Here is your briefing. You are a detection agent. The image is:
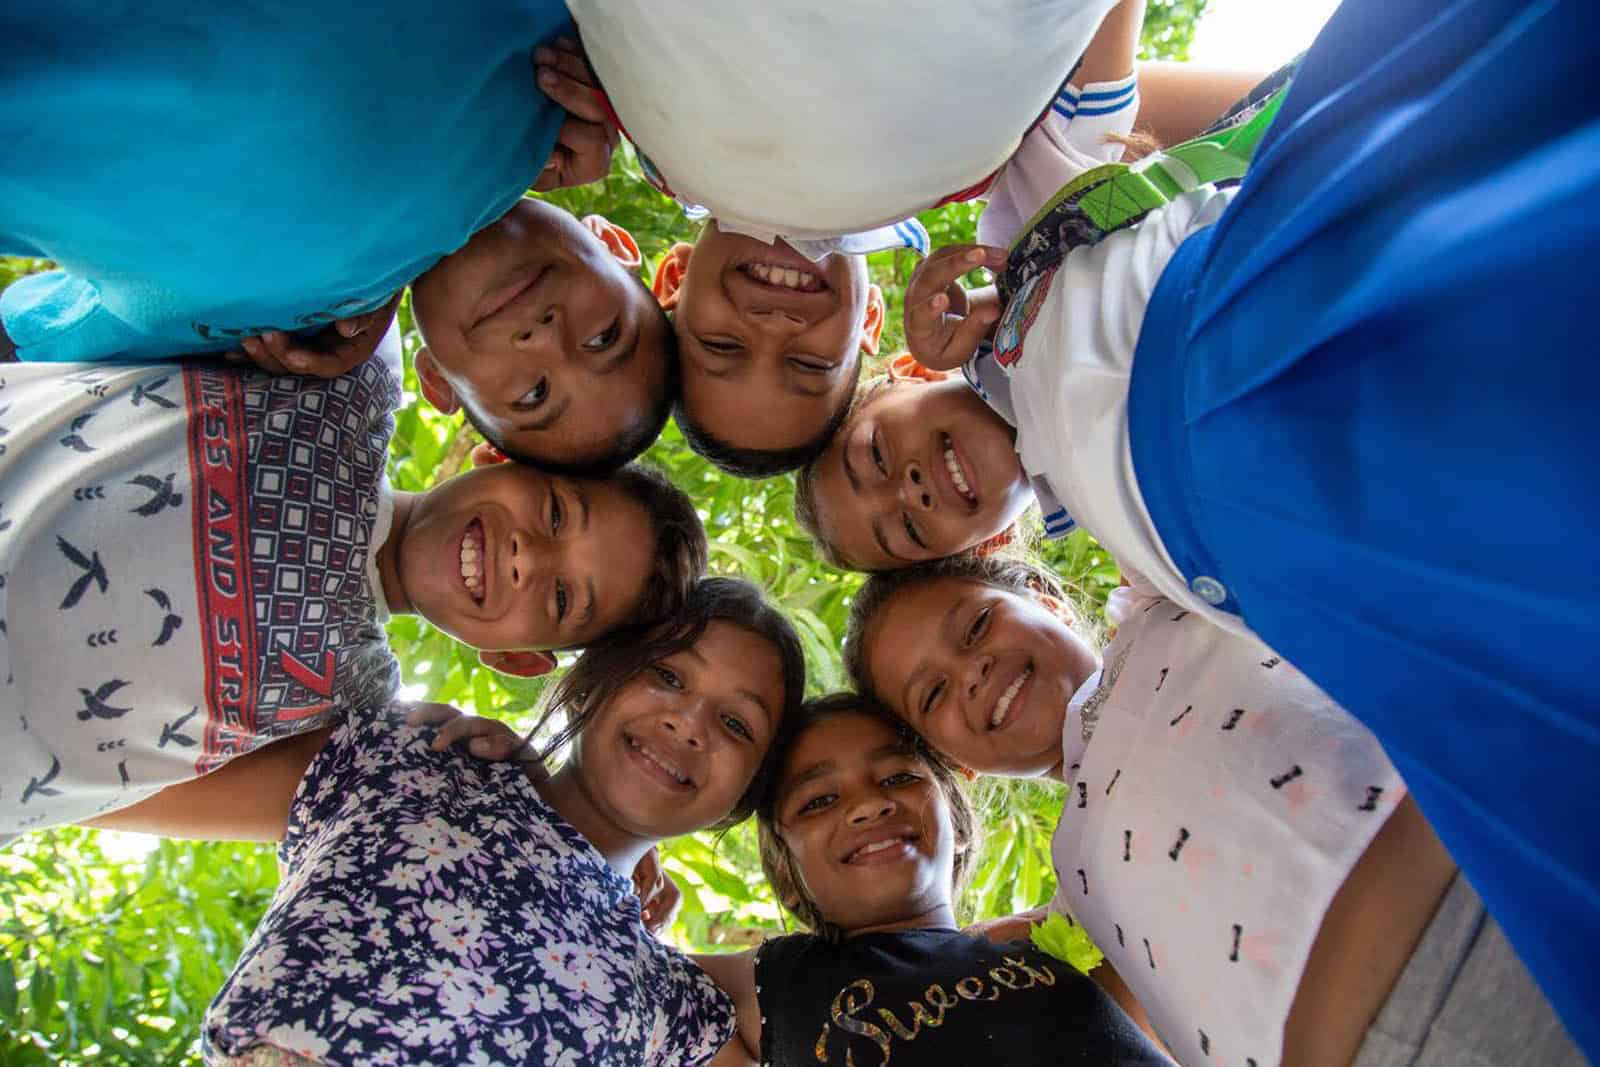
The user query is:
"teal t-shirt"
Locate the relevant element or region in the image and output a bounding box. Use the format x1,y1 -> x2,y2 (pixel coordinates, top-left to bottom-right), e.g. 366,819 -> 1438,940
0,1 -> 569,361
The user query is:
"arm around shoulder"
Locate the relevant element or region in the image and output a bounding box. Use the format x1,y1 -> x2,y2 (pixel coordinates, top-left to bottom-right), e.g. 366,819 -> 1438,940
692,948 -> 763,1062
82,726 -> 333,842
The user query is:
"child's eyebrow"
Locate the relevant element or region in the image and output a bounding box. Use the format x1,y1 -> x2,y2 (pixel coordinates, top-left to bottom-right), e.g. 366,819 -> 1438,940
580,578 -> 596,629
781,760 -> 837,800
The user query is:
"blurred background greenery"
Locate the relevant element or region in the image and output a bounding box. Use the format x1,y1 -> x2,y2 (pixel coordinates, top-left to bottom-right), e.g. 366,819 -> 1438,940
0,6 -> 1206,1062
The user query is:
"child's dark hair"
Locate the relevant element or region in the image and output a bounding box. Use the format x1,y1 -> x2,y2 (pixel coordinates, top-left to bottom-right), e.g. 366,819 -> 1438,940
673,376 -> 857,479
793,375 -> 895,568
602,460 -> 708,633
533,576 -> 806,828
843,553 -> 1076,702
464,302 -> 681,476
756,693 -> 982,942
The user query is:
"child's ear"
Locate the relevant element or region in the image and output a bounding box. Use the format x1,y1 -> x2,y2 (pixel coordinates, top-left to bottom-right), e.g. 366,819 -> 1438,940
886,352 -> 949,383
581,215 -> 643,272
859,284 -> 886,357
470,441 -> 509,468
414,346 -> 460,415
1023,574 -> 1070,620
479,649 -> 559,678
651,242 -> 694,311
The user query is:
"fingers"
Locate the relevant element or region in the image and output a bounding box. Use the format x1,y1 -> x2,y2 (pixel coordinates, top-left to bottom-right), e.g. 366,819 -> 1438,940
531,115 -> 615,191
427,714 -> 531,761
235,333 -> 292,375
406,703 -> 463,728
535,54 -> 608,125
914,244 -> 1007,299
335,290 -> 402,340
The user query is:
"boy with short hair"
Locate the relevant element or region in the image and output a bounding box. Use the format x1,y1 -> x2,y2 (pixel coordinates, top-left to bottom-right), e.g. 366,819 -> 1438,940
0,329 -> 706,841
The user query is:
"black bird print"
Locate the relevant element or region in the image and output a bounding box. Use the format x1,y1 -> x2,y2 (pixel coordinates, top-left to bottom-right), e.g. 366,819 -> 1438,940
1144,937 -> 1157,969
76,679 -> 132,721
21,756 -> 62,803
1169,704 -> 1194,727
131,377 -> 177,409
0,404 -> 10,446
57,535 -> 109,608
1155,667 -> 1169,691
117,759 -> 131,786
1077,868 -> 1089,895
1123,829 -> 1132,861
159,707 -> 200,749
1105,768 -> 1122,795
1168,827 -> 1191,861
1115,924 -> 1125,947
145,587 -> 183,646
1229,923 -> 1243,962
1222,708 -> 1246,730
128,473 -> 183,516
1077,781 -> 1087,808
59,411 -> 97,452
1358,786 -> 1385,812
1170,610 -> 1190,622
1260,656 -> 1280,670
1199,1030 -> 1211,1056
0,502 -> 9,533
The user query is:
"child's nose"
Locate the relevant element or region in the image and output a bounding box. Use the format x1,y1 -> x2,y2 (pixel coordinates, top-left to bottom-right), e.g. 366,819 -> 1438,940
899,460 -> 934,511
511,309 -> 561,355
965,654 -> 994,700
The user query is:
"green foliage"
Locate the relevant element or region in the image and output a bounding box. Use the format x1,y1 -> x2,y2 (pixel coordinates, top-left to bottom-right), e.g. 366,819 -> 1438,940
1,7 -> 1208,1057
1031,912 -> 1106,976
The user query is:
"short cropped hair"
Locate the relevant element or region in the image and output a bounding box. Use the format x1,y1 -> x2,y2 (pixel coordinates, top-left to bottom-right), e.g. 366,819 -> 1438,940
531,577 -> 806,830
674,371 -> 856,479
756,693 -> 982,942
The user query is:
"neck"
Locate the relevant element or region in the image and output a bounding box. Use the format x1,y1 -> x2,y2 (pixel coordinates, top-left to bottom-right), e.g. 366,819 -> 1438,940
843,901 -> 959,939
1043,642 -> 1102,784
533,764 -> 656,877
375,491 -> 418,615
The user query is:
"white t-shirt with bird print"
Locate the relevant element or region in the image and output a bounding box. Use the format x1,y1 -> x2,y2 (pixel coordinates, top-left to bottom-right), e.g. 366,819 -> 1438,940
0,332 -> 402,842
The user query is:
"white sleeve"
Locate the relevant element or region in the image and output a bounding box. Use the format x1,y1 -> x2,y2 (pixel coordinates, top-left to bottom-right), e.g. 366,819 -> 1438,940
978,73 -> 1140,249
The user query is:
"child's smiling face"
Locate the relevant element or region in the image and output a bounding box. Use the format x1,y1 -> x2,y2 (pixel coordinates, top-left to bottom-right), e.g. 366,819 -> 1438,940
774,712 -> 957,936
671,224 -> 882,458
570,621 -> 788,839
411,199 -> 672,471
807,378 -> 1032,570
392,462 -> 654,651
862,577 -> 1098,777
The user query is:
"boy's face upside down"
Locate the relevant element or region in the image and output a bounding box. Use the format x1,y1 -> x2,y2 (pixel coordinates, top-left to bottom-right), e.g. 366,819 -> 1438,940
670,224 -> 883,457
389,461 -> 655,652
411,198 -> 672,471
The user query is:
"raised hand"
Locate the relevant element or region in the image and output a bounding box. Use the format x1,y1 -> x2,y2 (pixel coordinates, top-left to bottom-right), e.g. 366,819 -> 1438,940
532,37 -> 620,192
405,703 -> 536,763
903,244 -> 1007,371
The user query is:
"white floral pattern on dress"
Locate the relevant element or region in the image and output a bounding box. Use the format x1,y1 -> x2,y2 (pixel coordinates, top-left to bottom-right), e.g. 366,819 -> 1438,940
203,708 -> 734,1066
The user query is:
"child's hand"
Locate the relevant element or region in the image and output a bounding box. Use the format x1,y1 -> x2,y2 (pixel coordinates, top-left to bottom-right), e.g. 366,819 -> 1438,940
632,846 -> 684,937
226,291 -> 402,377
405,703 -> 536,763
532,37 -> 620,192
904,245 -> 1008,372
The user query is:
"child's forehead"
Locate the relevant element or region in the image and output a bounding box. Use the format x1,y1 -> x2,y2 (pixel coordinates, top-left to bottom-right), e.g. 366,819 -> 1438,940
781,714 -> 917,781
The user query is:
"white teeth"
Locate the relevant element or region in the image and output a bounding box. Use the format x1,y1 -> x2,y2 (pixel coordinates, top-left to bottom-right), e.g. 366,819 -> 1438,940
990,666 -> 1032,728
460,525 -> 485,598
746,263 -> 819,291
944,441 -> 975,503
630,737 -> 690,786
849,836 -> 912,862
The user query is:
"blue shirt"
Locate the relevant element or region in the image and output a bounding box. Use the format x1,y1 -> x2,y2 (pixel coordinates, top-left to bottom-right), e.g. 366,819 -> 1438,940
0,1 -> 569,361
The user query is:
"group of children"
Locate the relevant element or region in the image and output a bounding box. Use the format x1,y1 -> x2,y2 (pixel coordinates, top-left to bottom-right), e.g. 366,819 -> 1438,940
4,0 -> 1595,1063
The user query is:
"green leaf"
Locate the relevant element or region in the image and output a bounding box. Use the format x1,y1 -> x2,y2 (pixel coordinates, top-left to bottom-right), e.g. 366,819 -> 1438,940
1029,913 -> 1105,976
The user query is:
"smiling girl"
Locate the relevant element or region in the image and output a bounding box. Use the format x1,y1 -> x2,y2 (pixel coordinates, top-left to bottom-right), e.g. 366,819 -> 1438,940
85,577 -> 805,1066
845,554 -> 1580,1066
693,694 -> 1167,1067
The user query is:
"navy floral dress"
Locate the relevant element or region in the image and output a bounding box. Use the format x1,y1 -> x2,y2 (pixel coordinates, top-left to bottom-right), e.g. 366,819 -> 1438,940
203,709 -> 735,1066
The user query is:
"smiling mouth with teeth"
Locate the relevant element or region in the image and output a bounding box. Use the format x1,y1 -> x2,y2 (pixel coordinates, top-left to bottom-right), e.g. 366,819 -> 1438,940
628,735 -> 693,788
942,433 -> 978,508
741,262 -> 826,293
990,665 -> 1033,729
459,518 -> 486,605
844,834 -> 919,864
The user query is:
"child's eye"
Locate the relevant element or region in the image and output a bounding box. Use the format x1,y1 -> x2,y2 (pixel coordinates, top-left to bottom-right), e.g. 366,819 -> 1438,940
581,320 -> 621,351
516,378 -> 549,409
720,713 -> 753,741
869,431 -> 888,476
882,771 -> 922,788
554,578 -> 569,622
797,793 -> 835,814
549,491 -> 563,536
650,664 -> 683,689
699,336 -> 743,355
787,357 -> 830,375
964,606 -> 992,647
921,678 -> 946,717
